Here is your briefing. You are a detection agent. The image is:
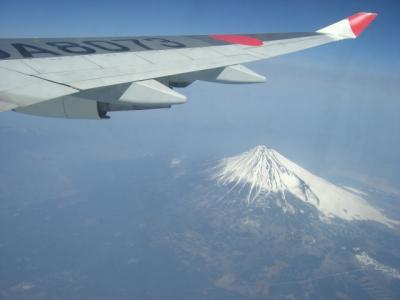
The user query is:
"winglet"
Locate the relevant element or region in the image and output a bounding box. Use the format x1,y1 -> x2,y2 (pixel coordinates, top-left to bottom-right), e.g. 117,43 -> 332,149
317,12 -> 378,39
348,12 -> 378,37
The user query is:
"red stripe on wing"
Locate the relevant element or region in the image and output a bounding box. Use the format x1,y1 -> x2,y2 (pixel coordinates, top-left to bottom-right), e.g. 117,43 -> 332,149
209,35 -> 263,46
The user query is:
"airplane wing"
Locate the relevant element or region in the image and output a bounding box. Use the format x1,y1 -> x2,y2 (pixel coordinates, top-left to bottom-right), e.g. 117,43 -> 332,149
0,12 -> 377,119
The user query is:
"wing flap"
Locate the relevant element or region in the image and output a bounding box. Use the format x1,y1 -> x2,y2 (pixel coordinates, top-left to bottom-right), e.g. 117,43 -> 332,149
0,68 -> 78,111
23,55 -> 101,74
33,50 -> 256,90
30,34 -> 328,90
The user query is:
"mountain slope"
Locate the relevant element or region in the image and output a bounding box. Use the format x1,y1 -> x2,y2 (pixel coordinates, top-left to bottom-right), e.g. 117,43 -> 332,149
213,145 -> 397,227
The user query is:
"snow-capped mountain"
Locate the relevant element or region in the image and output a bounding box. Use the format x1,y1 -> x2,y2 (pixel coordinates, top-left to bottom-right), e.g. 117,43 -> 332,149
214,145 -> 397,227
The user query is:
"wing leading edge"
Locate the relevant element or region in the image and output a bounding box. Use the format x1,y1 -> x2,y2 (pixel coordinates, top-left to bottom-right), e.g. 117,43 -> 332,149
0,12 -> 377,119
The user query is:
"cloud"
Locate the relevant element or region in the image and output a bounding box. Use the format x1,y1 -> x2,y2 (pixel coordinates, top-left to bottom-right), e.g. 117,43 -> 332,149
170,158 -> 181,168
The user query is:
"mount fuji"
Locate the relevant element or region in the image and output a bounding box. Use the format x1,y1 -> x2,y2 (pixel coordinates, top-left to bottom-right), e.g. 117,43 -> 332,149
164,146 -> 400,299
213,145 -> 397,227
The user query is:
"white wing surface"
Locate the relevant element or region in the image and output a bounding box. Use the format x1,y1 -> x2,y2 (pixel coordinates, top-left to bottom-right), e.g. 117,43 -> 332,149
0,12 -> 377,119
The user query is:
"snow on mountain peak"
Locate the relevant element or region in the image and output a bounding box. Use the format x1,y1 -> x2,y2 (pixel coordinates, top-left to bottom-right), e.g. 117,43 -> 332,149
214,145 -> 397,227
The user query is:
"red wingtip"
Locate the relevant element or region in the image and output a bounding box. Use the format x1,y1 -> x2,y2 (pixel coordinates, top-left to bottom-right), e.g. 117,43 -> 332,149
348,12 -> 378,37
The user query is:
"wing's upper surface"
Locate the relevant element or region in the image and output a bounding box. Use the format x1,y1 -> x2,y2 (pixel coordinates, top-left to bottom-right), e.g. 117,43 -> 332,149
0,12 -> 377,117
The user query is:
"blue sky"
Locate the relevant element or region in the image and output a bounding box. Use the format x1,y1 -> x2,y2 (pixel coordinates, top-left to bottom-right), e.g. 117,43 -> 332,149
0,0 -> 399,192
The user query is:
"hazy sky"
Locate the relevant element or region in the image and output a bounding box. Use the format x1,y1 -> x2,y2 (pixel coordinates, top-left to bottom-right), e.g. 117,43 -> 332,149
0,0 -> 399,191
